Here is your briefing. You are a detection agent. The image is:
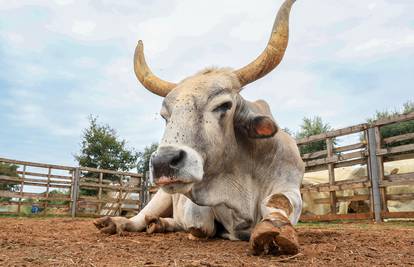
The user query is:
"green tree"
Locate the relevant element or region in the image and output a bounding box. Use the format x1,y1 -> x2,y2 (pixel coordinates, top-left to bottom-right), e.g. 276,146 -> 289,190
367,101 -> 414,148
296,116 -> 334,155
0,163 -> 19,201
75,116 -> 138,195
137,143 -> 158,175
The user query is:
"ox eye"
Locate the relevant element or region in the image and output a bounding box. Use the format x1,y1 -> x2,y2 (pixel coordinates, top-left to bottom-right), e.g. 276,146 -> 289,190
213,101 -> 232,113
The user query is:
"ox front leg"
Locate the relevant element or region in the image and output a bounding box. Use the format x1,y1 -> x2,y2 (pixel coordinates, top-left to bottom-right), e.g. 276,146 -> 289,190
250,191 -> 301,255
94,189 -> 173,235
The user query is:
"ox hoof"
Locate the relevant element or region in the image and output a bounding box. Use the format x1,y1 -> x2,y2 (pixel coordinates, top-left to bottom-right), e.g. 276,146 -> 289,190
93,216 -> 129,235
94,216 -> 117,235
145,215 -> 165,234
188,227 -> 208,240
249,220 -> 299,255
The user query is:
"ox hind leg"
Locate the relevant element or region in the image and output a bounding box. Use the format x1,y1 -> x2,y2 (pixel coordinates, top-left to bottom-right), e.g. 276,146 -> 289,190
250,189 -> 302,255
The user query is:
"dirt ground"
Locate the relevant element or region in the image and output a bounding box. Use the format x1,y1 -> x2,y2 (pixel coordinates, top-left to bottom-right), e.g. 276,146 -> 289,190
0,217 -> 413,266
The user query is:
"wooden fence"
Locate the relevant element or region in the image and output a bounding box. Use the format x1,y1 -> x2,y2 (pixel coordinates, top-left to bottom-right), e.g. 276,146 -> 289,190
0,112 -> 413,221
298,112 -> 414,222
0,158 -> 143,217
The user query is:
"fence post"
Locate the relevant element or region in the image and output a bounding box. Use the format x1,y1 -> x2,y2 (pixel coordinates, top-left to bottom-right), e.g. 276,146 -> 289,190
71,168 -> 80,218
326,138 -> 337,214
139,172 -> 147,210
367,127 -> 383,223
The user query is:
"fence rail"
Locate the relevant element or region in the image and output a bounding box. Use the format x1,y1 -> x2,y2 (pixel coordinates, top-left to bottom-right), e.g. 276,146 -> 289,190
0,158 -> 143,217
298,112 -> 414,222
0,112 -> 413,221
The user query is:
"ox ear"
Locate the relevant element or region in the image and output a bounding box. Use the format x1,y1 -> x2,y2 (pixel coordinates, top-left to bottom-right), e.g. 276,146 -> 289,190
246,115 -> 278,138
235,100 -> 278,139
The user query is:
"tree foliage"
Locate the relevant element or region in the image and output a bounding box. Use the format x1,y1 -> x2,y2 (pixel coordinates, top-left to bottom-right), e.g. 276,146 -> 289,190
367,101 -> 414,148
0,163 -> 19,201
75,117 -> 138,173
296,116 -> 334,155
75,117 -> 138,195
137,143 -> 158,175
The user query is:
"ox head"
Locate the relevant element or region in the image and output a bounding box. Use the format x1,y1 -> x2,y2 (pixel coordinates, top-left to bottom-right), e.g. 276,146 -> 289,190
135,0 -> 295,194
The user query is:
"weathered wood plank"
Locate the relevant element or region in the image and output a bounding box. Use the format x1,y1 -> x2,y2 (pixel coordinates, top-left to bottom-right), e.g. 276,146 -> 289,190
378,144 -> 414,157
301,147 -> 366,162
326,138 -> 336,214
74,212 -> 102,218
367,127 -> 383,222
18,182 -> 71,190
377,143 -> 414,156
0,175 -> 72,187
16,170 -> 72,180
2,202 -> 69,209
296,123 -> 368,145
78,197 -> 140,205
383,152 -> 414,162
374,127 -> 388,214
373,112 -> 414,127
0,190 -> 71,201
79,166 -> 142,178
98,172 -> 103,214
313,194 -> 370,204
79,182 -> 141,192
305,156 -> 339,167
381,211 -> 414,219
338,151 -> 366,161
386,193 -> 414,201
296,112 -> 413,146
93,206 -> 139,212
301,177 -> 369,189
301,180 -> 371,193
301,150 -> 327,160
17,165 -> 26,214
383,132 -> 414,145
0,157 -> 74,171
380,177 -> 414,187
335,142 -> 366,153
305,157 -> 367,172
0,158 -> 144,178
300,212 -> 373,222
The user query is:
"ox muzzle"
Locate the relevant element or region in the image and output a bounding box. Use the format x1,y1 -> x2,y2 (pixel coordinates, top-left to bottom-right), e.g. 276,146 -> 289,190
150,145 -> 204,194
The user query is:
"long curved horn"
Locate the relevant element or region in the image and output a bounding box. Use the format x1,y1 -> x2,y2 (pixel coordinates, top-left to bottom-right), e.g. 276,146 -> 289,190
134,40 -> 176,97
234,0 -> 295,87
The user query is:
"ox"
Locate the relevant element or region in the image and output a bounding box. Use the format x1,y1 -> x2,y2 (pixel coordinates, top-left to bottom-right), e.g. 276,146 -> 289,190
94,0 -> 304,255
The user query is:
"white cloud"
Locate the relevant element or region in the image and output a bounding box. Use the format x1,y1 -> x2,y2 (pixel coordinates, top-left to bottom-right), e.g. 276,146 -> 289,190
71,20 -> 96,35
1,0 -> 413,164
347,32 -> 414,57
54,0 -> 73,6
1,32 -> 25,45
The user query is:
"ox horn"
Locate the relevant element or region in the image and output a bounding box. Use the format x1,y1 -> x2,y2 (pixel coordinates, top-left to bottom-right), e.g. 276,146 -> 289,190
234,0 -> 295,87
134,40 -> 176,97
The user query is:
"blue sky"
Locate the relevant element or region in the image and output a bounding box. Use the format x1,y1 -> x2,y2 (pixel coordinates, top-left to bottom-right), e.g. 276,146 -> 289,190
0,0 -> 413,167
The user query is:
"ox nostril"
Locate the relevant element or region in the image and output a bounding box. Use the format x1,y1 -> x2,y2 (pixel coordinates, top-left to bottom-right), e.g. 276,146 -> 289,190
151,147 -> 186,178
170,150 -> 185,168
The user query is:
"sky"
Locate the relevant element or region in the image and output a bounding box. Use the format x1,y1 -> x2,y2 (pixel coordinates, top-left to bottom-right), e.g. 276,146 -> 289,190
0,0 -> 413,167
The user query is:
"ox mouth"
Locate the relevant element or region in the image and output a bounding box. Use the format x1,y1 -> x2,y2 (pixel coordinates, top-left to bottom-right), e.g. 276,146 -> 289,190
155,176 -> 192,186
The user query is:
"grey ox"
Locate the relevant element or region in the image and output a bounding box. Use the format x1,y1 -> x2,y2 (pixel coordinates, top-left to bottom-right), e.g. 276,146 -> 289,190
94,0 -> 304,255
